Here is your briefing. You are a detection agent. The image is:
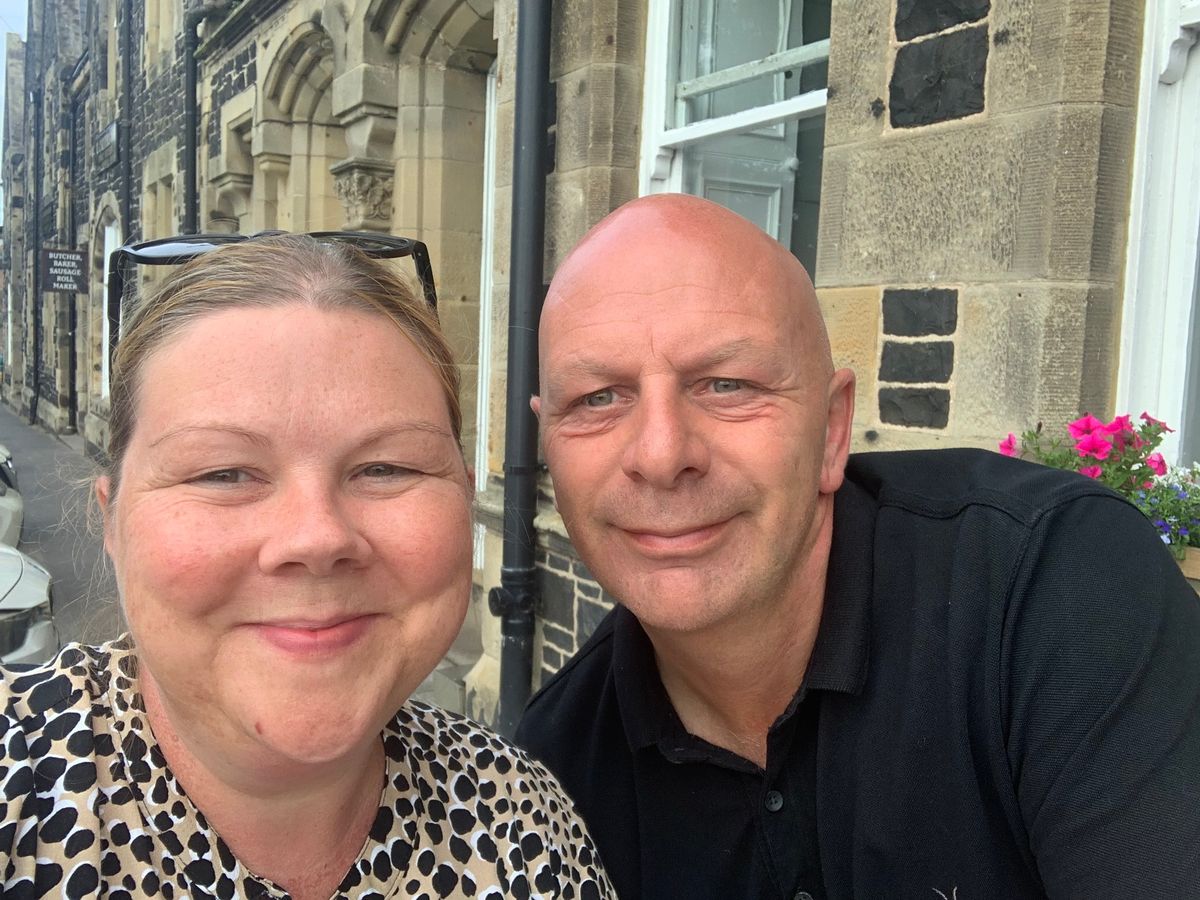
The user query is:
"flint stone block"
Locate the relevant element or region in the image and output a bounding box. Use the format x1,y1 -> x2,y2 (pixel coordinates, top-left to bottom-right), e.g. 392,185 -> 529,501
538,567 -> 575,631
542,646 -> 563,672
896,0 -> 990,40
879,387 -> 951,428
543,621 -> 575,656
883,288 -> 958,335
880,341 -> 955,383
890,25 -> 988,127
577,599 -> 611,644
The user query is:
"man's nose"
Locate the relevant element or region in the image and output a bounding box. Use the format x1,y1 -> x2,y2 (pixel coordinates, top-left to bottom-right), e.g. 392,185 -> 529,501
620,390 -> 711,488
257,479 -> 371,576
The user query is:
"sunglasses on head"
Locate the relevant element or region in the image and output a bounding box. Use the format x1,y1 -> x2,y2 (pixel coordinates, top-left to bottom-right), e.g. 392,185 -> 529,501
106,229 -> 438,316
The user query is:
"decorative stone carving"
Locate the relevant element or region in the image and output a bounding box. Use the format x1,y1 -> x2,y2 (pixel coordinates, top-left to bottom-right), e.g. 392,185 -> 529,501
331,159 -> 394,231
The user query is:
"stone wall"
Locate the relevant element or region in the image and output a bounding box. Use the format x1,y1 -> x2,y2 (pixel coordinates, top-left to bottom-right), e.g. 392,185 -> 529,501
818,0 -> 1141,450
471,0 -> 1148,706
1,0 -> 1153,726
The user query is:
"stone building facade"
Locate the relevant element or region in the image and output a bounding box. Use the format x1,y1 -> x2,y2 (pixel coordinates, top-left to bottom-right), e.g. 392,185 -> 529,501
2,0 -> 1198,724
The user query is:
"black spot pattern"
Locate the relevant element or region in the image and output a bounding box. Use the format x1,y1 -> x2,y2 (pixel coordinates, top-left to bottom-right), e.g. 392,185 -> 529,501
0,641 -> 615,897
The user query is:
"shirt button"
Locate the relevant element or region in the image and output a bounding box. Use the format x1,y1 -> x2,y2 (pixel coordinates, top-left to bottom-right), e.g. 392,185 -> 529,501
764,790 -> 784,813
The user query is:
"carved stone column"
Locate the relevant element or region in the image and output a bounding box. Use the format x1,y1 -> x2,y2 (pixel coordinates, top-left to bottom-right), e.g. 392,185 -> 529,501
331,158 -> 395,232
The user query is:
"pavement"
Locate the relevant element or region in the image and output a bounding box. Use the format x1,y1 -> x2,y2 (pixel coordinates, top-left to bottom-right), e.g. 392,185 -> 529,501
0,403 -> 122,645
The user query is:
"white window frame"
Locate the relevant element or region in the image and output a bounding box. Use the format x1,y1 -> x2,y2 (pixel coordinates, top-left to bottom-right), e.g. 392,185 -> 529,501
1117,0 -> 1200,464
100,220 -> 121,399
474,64 -> 499,569
6,283 -> 12,372
639,0 -> 830,194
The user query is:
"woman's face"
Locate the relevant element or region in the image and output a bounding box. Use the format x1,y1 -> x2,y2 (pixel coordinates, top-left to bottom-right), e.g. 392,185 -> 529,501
99,304 -> 472,769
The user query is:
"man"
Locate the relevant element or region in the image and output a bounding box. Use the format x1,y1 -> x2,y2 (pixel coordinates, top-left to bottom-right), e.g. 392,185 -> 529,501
516,194 -> 1200,899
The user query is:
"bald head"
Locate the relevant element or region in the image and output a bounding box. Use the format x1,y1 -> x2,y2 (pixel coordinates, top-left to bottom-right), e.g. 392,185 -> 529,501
531,194 -> 858,641
541,194 -> 833,383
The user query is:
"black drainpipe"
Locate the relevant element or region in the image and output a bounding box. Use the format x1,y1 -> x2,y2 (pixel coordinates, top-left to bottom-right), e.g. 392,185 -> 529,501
182,1 -> 231,234
109,0 -> 134,375
28,82 -> 43,426
119,0 -> 132,237
488,0 -> 552,737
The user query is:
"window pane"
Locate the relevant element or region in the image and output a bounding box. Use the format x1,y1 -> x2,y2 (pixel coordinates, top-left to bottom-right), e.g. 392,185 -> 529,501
676,0 -> 830,126
680,113 -> 825,275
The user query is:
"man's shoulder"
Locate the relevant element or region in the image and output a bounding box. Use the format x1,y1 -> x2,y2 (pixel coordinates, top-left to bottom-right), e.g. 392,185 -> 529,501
517,607 -> 621,749
846,447 -> 1119,526
523,606 -> 620,711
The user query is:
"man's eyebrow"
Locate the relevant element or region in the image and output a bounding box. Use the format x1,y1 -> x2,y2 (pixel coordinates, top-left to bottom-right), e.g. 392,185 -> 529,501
544,338 -> 772,394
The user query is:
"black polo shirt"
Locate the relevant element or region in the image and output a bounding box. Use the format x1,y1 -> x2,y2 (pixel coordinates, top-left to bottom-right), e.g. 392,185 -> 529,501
516,449 -> 1200,899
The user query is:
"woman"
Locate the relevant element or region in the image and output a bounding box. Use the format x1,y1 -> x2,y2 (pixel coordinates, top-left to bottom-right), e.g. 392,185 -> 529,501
0,235 -> 614,900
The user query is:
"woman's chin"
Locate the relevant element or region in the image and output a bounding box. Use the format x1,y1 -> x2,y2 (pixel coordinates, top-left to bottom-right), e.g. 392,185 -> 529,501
235,691 -> 399,768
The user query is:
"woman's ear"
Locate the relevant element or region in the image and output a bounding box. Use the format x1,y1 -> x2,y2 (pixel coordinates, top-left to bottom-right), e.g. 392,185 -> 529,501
95,476 -> 114,555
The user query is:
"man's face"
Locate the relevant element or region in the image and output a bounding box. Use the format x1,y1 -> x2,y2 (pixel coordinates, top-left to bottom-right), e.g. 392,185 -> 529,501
536,216 -> 853,636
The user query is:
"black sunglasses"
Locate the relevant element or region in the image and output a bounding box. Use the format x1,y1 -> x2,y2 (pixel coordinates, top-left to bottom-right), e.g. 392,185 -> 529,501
105,230 -> 438,317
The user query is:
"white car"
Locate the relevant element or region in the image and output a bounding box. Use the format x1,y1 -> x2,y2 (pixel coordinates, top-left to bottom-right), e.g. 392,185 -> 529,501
0,443 -> 15,491
0,544 -> 57,664
0,457 -> 22,547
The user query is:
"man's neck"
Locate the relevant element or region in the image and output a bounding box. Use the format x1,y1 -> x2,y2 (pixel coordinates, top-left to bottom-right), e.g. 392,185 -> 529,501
645,513 -> 833,769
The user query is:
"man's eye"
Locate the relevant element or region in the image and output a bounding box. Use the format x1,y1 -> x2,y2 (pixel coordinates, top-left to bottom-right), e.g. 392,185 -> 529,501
711,378 -> 745,394
584,389 -> 616,408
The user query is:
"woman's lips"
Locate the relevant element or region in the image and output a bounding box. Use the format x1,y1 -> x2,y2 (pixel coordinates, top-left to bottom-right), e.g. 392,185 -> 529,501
248,614 -> 378,655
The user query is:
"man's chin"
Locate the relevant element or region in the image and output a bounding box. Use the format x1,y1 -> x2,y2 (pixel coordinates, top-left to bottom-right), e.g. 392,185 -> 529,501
613,573 -> 741,635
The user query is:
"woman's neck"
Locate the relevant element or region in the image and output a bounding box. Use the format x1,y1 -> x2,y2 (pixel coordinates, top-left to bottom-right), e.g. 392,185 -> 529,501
140,674 -> 386,900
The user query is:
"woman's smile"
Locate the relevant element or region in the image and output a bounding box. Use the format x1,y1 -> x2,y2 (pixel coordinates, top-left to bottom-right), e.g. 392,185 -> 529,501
245,613 -> 381,656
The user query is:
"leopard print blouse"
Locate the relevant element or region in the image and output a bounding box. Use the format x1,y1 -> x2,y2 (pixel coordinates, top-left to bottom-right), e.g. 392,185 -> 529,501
0,641 -> 615,899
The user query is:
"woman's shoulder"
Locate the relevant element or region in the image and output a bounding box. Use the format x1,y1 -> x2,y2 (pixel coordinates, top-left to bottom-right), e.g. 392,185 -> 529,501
0,640 -> 130,745
385,701 -> 616,897
389,699 -> 569,792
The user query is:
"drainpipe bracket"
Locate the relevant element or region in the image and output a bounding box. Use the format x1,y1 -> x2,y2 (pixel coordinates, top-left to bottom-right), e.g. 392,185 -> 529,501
488,582 -> 536,617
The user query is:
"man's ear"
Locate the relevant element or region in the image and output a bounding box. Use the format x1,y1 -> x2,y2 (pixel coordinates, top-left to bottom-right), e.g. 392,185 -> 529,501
819,368 -> 856,495
530,394 -> 542,417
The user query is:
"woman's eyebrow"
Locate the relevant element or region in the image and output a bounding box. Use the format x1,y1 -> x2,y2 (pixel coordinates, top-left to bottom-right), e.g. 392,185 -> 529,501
356,422 -> 456,444
149,425 -> 271,449
148,421 -> 454,451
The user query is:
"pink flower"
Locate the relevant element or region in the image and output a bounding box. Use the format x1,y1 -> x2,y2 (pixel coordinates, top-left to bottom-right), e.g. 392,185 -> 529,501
1103,414 -> 1134,436
1068,414 -> 1107,440
1079,465 -> 1103,479
1139,412 -> 1175,432
1143,481 -> 1154,489
1146,452 -> 1167,476
1074,429 -> 1113,460
998,433 -> 1018,457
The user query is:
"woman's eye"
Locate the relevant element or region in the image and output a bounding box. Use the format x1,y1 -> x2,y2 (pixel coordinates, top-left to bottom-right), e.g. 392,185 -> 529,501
360,463 -> 413,479
711,378 -> 745,394
193,469 -> 250,485
584,389 -> 616,408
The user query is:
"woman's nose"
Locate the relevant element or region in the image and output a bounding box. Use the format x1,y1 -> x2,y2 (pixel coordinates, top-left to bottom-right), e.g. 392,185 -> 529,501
257,480 -> 371,576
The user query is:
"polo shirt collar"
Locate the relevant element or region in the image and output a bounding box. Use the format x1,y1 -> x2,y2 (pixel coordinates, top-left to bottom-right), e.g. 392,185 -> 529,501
612,476 -> 877,753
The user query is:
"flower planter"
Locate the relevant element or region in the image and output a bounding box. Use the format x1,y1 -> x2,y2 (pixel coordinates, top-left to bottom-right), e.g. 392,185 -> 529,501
1180,547 -> 1200,590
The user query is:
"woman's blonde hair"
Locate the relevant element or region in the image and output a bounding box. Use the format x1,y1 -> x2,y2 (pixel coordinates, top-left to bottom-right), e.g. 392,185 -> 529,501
105,234 -> 461,490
